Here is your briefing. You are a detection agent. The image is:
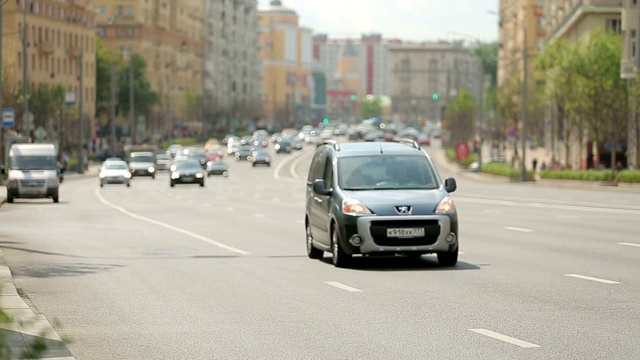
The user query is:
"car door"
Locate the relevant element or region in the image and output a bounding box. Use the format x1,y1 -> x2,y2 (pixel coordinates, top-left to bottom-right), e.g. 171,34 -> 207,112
314,154 -> 335,247
307,150 -> 329,244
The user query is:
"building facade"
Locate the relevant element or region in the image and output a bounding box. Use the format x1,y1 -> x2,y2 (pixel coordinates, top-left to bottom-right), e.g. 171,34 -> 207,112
620,0 -> 639,168
94,0 -> 205,137
259,0 -> 313,128
497,0 -> 545,88
203,0 -> 261,132
3,0 -> 97,143
389,42 -> 484,123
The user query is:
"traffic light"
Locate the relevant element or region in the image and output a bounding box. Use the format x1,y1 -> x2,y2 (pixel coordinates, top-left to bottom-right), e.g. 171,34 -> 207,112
323,118 -> 329,124
432,93 -> 439,100
350,94 -> 357,102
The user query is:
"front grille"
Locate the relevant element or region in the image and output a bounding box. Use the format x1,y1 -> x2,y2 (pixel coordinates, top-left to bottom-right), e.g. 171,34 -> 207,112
369,219 -> 440,247
20,179 -> 46,188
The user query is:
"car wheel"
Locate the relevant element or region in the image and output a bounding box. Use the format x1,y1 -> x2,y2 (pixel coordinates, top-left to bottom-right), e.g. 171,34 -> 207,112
126,182 -> 130,187
306,222 -> 323,259
252,163 -> 255,167
52,192 -> 59,203
7,194 -> 14,203
170,181 -> 175,188
331,225 -> 351,268
152,174 -> 155,179
200,181 -> 204,187
100,182 -> 104,188
437,247 -> 458,267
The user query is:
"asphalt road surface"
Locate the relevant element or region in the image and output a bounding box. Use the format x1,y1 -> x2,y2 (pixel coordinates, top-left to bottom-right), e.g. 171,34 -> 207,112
0,142 -> 639,359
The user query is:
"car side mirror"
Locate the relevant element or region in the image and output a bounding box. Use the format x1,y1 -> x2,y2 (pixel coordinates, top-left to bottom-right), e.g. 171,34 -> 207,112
312,179 -> 332,196
444,178 -> 457,193
0,166 -> 4,175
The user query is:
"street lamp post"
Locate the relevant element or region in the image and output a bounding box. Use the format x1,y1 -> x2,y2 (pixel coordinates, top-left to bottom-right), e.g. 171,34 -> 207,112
22,1 -> 29,141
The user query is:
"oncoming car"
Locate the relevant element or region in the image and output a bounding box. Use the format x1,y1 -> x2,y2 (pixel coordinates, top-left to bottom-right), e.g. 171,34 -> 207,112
99,161 -> 131,187
304,139 -> 458,268
170,160 -> 205,187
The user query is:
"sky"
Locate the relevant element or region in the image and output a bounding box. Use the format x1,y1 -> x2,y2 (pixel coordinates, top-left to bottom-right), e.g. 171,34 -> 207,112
257,0 -> 499,43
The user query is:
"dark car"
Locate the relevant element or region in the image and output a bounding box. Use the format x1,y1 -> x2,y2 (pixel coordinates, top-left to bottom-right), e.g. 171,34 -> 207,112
251,149 -> 271,167
170,160 -> 205,187
274,139 -> 292,154
206,160 -> 229,177
304,139 -> 459,268
235,145 -> 254,161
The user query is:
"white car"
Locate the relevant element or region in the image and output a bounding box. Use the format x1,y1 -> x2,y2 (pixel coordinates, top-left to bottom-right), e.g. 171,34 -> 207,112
99,161 -> 131,187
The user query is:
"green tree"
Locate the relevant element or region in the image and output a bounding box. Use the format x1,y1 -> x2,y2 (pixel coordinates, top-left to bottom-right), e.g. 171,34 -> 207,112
117,53 -> 159,120
95,39 -> 119,116
359,96 -> 383,119
30,83 -> 65,130
472,42 -> 499,88
445,87 -> 476,145
182,89 -> 203,122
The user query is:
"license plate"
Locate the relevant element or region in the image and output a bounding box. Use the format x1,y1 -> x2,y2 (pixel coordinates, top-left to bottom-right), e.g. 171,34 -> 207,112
387,228 -> 425,238
183,176 -> 194,181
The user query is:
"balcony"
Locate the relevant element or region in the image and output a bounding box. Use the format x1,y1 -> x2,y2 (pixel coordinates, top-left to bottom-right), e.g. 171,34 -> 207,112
38,41 -> 54,55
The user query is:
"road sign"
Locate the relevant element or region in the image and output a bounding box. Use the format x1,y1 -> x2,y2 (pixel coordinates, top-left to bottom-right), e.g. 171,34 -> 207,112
2,108 -> 15,127
65,91 -> 76,105
34,126 -> 48,140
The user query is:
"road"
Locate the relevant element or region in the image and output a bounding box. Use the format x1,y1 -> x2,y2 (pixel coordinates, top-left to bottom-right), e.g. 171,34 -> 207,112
0,142 -> 639,359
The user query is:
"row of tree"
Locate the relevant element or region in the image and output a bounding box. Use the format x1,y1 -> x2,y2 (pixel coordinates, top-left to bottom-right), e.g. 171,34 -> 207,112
443,29 -> 636,170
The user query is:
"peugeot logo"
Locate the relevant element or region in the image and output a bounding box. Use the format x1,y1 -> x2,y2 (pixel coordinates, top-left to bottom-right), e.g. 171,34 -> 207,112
395,206 -> 412,214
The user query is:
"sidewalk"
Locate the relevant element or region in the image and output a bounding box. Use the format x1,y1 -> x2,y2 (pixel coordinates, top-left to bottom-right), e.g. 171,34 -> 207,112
0,249 -> 74,359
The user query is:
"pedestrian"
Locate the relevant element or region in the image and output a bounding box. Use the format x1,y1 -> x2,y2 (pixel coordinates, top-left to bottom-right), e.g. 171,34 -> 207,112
532,158 -> 538,171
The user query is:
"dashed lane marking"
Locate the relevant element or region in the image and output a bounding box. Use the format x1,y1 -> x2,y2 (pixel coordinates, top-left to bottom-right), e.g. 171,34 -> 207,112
469,329 -> 540,348
325,281 -> 362,293
564,274 -> 621,285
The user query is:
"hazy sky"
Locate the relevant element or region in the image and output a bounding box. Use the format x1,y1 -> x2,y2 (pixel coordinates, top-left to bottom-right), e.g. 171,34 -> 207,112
257,0 -> 499,43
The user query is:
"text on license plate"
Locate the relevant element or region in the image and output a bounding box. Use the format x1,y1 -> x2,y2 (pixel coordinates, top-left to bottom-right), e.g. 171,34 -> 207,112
387,228 -> 425,238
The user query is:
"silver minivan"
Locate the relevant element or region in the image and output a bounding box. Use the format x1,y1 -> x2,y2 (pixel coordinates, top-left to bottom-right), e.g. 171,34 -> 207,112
3,143 -> 60,203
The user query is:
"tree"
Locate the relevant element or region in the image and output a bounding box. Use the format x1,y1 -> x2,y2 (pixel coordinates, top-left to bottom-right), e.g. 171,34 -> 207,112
359,96 -> 383,119
29,83 -> 65,131
117,54 -> 159,120
472,42 -> 499,88
445,87 -> 476,145
182,89 -> 203,123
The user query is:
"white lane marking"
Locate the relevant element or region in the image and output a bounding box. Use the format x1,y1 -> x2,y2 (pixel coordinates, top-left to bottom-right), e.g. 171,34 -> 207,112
95,189 -> 250,255
273,149 -> 308,181
564,274 -> 621,284
295,220 -> 305,225
325,282 -> 362,293
504,226 -> 533,233
469,329 -> 540,348
456,196 -> 640,214
290,150 -> 312,179
618,242 -> 640,248
254,213 -> 265,218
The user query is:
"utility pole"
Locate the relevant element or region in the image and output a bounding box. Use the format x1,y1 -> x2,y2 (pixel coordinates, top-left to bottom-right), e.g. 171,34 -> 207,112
128,50 -> 135,145
110,60 -> 116,156
521,29 -> 528,182
78,49 -> 85,174
0,0 -> 4,166
22,0 -> 29,142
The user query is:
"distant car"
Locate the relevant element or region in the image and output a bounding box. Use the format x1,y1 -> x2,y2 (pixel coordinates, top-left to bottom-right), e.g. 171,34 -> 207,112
155,154 -> 172,171
251,149 -> 271,167
166,144 -> 183,158
235,145 -> 254,161
274,139 -> 292,154
469,158 -> 506,172
99,161 -> 131,187
206,160 -> 229,177
170,160 -> 205,187
129,152 -> 156,179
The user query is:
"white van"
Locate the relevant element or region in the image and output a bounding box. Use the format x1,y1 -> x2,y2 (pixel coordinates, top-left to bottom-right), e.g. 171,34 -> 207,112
4,143 -> 60,203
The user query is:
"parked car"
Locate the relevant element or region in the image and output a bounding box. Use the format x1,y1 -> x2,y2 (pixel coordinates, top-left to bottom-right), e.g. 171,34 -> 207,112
304,139 -> 458,268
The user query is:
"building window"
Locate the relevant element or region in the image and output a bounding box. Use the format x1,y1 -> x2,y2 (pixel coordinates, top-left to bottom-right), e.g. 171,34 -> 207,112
99,6 -> 106,15
117,6 -> 124,16
632,30 -> 637,59
97,28 -> 105,38
127,6 -> 134,16
127,28 -> 133,37
605,19 -> 621,33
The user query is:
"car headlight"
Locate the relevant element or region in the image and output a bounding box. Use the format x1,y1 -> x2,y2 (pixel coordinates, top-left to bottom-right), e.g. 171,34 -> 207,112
196,173 -> 204,178
265,157 -> 271,162
274,144 -> 280,150
148,166 -> 155,173
99,172 -> 106,179
124,173 -> 131,179
171,172 -> 180,179
435,196 -> 456,214
342,198 -> 371,215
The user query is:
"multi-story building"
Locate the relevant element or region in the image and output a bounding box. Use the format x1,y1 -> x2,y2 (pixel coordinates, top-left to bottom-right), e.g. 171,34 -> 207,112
497,0 -> 545,88
2,0 -> 97,141
94,0 -> 205,137
542,0 -> 623,169
259,0 -> 313,128
203,0 -> 261,132
620,0 -> 639,168
389,42 -> 484,123
313,33 -> 401,98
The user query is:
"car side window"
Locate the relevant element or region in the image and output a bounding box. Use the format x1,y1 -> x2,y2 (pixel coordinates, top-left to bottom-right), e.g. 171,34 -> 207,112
308,150 -> 326,182
323,155 -> 333,189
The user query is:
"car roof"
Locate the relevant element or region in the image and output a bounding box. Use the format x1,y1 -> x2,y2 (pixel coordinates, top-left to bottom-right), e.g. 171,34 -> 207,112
324,141 -> 427,158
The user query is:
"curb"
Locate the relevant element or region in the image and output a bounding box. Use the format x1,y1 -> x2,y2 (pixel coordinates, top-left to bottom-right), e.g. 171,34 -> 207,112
0,249 -> 75,359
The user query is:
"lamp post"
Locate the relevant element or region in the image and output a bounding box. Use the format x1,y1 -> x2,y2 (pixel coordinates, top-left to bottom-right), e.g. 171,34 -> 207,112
22,0 -> 29,141
122,47 -> 135,145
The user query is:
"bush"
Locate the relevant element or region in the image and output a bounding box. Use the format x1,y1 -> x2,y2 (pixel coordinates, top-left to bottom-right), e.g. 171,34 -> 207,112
616,170 -> 640,183
444,148 -> 478,167
540,169 -> 616,182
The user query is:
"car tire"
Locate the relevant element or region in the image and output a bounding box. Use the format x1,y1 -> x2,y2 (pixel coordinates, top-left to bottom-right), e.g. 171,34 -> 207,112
100,182 -> 104,188
252,163 -> 255,167
7,194 -> 14,203
152,174 -> 155,179
437,248 -> 458,267
170,181 -> 175,188
331,225 -> 351,268
126,182 -> 130,187
306,223 -> 323,259
200,181 -> 204,187
52,192 -> 59,203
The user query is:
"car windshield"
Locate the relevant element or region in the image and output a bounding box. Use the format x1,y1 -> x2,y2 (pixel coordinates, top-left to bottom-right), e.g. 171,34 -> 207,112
176,162 -> 201,171
103,163 -> 127,170
131,155 -> 153,163
338,155 -> 439,190
10,155 -> 57,170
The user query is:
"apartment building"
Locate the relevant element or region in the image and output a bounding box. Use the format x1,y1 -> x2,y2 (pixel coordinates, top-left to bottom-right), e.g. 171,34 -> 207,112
203,0 -> 261,131
259,0 -> 313,128
388,42 -> 483,123
94,0 -> 205,135
3,0 -> 97,139
621,0 -> 639,168
497,0 -> 545,88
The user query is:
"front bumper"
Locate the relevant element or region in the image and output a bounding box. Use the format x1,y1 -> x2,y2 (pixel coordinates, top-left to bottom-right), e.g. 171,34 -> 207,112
339,214 -> 458,255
